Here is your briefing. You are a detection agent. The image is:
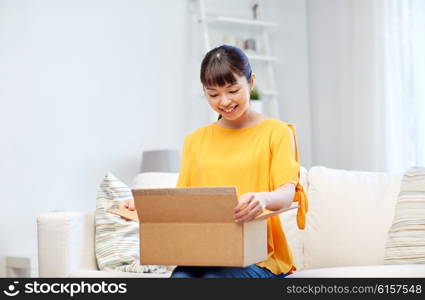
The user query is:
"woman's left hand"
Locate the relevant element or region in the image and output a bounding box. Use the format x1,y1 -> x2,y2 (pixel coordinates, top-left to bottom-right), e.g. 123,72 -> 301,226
234,192 -> 267,224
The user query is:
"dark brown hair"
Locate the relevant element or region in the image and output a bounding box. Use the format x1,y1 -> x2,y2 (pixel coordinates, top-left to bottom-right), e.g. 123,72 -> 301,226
200,45 -> 252,120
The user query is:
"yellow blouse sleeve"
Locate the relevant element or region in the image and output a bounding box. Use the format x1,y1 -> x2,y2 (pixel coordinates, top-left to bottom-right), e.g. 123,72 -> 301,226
176,134 -> 192,188
270,123 -> 299,189
270,123 -> 308,230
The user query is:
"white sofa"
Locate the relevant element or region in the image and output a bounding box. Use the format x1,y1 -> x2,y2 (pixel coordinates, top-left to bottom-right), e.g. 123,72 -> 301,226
37,166 -> 425,277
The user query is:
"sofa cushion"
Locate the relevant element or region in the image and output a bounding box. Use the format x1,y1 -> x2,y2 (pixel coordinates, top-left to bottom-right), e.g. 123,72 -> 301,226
303,167 -> 403,269
95,172 -> 169,273
384,167 -> 425,264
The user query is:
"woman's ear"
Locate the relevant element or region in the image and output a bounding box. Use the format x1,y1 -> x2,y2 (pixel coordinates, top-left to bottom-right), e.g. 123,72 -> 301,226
249,73 -> 256,90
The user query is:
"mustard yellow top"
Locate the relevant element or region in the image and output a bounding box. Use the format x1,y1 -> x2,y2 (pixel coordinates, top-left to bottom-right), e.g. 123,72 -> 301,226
176,118 -> 308,275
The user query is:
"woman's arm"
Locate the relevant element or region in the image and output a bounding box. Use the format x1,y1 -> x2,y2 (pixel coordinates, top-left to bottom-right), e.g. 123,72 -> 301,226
233,183 -> 296,223
256,183 -> 295,211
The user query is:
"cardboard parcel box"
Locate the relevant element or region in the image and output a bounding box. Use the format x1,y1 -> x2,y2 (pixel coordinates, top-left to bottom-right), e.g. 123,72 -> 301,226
109,186 -> 295,267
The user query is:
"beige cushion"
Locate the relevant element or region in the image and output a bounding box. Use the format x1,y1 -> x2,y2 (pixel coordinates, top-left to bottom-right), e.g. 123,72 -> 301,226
95,172 -> 169,273
303,167 -> 403,269
384,167 -> 425,264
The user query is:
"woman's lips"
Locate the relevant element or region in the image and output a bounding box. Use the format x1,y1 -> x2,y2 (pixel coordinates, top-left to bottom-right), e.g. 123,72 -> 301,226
220,105 -> 238,114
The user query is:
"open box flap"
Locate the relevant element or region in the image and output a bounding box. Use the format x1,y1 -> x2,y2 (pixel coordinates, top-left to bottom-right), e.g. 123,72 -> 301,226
108,192 -> 299,223
253,204 -> 298,221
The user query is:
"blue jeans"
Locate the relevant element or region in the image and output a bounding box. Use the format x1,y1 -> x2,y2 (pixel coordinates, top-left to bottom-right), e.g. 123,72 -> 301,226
170,264 -> 289,278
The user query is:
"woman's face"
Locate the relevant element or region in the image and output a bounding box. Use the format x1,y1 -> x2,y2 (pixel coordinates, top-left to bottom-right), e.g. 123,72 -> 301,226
204,73 -> 255,121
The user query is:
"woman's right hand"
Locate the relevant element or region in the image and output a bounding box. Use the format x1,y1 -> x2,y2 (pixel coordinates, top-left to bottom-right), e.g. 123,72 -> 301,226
119,198 -> 135,211
118,199 -> 135,221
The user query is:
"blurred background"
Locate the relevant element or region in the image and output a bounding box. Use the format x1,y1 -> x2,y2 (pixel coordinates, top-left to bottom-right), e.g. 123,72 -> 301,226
0,0 -> 424,276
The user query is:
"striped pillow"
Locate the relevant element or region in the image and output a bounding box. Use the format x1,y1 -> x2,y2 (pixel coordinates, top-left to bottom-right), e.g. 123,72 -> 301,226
95,172 -> 169,273
384,167 -> 425,264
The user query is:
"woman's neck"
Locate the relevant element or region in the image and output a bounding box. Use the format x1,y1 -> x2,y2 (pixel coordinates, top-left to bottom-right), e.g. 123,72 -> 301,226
217,109 -> 266,129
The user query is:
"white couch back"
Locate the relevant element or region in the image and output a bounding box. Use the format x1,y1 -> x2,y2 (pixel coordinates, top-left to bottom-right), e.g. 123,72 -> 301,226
38,167 -> 405,277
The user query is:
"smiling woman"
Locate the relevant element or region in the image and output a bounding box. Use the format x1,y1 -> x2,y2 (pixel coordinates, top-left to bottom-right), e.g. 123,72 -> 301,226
166,45 -> 309,278
120,45 -> 308,278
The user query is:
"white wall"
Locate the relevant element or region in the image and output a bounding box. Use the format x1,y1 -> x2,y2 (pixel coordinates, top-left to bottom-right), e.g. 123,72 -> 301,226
0,0 -> 313,276
0,0 -> 201,276
265,0 -> 312,169
306,0 -> 383,171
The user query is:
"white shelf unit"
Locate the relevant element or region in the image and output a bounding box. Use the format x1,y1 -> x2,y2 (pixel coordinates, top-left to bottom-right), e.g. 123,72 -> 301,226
195,0 -> 281,122
205,15 -> 277,27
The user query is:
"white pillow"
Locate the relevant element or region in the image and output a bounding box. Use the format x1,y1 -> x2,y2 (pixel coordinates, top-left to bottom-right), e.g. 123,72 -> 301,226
303,166 -> 403,269
95,172 -> 169,273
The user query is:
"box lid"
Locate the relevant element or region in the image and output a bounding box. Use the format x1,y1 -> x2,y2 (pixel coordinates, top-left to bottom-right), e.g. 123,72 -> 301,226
133,186 -> 238,223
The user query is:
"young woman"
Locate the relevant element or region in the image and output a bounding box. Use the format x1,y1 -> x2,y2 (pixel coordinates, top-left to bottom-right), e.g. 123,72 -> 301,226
122,45 -> 308,278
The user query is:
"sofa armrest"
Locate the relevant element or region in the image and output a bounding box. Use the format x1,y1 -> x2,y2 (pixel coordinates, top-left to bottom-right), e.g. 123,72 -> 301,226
37,211 -> 98,277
